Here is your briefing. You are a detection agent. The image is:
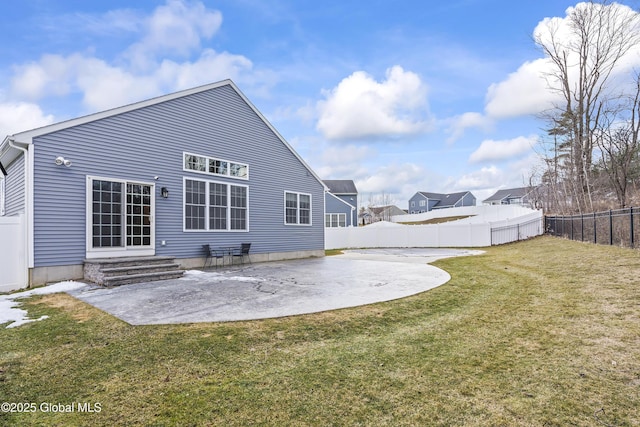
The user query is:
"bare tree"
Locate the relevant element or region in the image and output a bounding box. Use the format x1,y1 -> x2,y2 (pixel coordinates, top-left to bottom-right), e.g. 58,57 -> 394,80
594,73 -> 640,207
535,1 -> 640,212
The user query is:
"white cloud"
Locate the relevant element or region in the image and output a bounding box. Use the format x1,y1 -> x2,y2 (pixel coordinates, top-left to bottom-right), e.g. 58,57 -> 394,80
455,166 -> 503,190
316,66 -> 431,140
447,111 -> 493,143
8,1 -> 252,112
0,102 -> 55,136
469,135 -> 538,163
11,54 -> 77,100
126,0 -> 223,69
485,2 -> 640,120
484,58 -> 557,119
357,163 -> 424,197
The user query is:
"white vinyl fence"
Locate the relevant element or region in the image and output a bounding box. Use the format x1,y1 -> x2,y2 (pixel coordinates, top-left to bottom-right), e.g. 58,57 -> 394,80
325,206 -> 543,250
0,214 -> 27,292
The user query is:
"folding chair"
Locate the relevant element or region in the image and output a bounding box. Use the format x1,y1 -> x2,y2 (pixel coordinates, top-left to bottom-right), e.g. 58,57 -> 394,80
203,244 -> 224,268
232,243 -> 251,265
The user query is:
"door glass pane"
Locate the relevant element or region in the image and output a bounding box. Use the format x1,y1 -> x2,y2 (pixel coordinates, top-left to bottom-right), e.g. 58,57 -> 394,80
92,180 -> 123,248
127,183 -> 152,247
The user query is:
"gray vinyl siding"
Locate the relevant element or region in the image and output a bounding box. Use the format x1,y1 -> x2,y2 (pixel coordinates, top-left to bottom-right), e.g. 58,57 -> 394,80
333,194 -> 357,226
32,83 -> 324,267
325,194 -> 355,227
456,193 -> 476,207
409,193 -> 430,213
5,153 -> 25,216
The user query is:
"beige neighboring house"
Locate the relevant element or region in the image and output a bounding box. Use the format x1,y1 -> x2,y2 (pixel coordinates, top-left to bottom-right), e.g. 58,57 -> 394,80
361,205 -> 407,224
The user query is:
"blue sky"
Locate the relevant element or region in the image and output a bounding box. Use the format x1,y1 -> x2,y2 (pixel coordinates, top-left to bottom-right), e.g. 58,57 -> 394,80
1,0 -> 638,206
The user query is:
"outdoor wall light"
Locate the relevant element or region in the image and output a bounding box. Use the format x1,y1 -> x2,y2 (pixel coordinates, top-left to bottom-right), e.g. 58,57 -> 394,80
54,156 -> 72,167
161,187 -> 169,198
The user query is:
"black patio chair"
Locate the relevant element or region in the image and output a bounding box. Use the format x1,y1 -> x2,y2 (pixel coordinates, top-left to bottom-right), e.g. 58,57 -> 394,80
203,244 -> 224,269
232,243 -> 251,265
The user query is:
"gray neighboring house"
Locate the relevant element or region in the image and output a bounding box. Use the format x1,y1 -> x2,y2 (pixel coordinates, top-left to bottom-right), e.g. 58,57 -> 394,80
408,191 -> 476,214
323,180 -> 357,227
0,80 -> 326,286
483,187 -> 535,207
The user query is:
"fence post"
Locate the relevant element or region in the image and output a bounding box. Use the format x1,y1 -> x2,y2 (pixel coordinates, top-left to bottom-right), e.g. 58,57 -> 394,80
631,207 -> 635,248
571,215 -> 574,240
581,213 -> 584,241
609,210 -> 613,245
593,212 -> 597,244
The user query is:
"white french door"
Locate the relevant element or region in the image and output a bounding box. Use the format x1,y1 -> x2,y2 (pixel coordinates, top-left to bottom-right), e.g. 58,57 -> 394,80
86,176 -> 155,258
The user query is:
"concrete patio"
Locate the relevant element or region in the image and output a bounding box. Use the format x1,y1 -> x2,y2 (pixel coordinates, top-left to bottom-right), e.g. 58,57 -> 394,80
67,249 -> 483,325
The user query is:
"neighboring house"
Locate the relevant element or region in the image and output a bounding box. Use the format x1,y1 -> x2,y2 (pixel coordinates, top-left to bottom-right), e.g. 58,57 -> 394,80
408,191 -> 476,213
483,187 -> 536,208
0,80 -> 326,286
363,205 -> 407,224
323,180 -> 357,227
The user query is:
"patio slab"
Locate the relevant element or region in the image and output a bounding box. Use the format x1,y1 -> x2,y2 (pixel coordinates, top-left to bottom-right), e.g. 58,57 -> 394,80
67,249 -> 482,325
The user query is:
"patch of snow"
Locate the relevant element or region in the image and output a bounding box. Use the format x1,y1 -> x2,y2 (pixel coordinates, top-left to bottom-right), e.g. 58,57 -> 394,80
1,281 -> 88,329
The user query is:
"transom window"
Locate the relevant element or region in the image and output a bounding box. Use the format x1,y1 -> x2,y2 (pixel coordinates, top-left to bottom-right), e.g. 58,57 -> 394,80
184,178 -> 248,231
325,213 -> 346,227
184,152 -> 248,180
285,191 -> 311,225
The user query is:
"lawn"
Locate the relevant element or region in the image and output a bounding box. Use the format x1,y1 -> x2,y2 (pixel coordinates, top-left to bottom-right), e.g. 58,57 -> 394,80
1,236 -> 639,426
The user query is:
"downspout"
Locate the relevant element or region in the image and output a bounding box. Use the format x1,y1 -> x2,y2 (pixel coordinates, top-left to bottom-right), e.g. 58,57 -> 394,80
8,137 -> 31,287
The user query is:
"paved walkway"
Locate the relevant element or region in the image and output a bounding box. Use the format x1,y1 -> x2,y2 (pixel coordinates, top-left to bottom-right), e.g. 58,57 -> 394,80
67,249 -> 482,325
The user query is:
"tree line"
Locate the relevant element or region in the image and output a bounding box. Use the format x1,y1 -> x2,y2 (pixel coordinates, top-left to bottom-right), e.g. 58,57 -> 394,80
532,0 -> 640,214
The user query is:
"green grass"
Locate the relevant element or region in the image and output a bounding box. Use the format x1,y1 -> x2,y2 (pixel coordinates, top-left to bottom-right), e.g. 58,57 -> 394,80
398,215 -> 474,225
324,249 -> 344,256
1,236 -> 639,426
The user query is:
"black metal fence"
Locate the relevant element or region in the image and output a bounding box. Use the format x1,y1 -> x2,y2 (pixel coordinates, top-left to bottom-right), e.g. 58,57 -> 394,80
545,207 -> 640,248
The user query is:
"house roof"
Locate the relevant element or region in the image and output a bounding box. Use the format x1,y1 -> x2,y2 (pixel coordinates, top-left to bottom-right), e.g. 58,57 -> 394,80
0,79 -> 327,190
483,187 -> 530,203
323,180 -> 358,195
415,191 -> 472,207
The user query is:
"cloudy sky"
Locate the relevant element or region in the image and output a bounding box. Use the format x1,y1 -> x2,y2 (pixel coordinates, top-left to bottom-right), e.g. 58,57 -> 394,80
2,0 -> 638,207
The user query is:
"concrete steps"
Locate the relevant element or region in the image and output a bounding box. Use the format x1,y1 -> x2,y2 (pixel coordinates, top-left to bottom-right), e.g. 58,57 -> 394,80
84,256 -> 184,286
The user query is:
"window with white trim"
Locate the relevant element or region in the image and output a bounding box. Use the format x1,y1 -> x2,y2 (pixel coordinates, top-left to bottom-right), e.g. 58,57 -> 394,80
184,178 -> 248,231
419,200 -> 426,206
184,153 -> 248,180
325,213 -> 346,227
285,191 -> 311,225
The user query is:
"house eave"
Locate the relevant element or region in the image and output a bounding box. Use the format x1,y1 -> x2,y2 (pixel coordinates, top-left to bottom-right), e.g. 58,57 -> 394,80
9,80 -> 236,141
0,136 -> 30,167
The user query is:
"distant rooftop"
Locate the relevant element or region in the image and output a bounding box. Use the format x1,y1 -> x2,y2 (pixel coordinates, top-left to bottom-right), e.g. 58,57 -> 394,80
483,187 -> 530,203
323,180 -> 358,194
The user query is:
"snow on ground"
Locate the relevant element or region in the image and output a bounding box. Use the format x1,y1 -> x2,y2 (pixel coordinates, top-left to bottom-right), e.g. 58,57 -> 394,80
0,281 -> 88,329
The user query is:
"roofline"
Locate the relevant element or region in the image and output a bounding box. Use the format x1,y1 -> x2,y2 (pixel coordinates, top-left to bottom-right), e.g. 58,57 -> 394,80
1,79 -> 328,190
8,80 -> 235,143
482,187 -> 533,203
229,82 -> 327,190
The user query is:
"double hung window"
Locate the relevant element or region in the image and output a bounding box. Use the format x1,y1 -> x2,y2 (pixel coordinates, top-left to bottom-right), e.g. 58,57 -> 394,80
285,192 -> 311,225
325,213 -> 346,227
185,178 -> 248,231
